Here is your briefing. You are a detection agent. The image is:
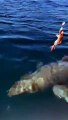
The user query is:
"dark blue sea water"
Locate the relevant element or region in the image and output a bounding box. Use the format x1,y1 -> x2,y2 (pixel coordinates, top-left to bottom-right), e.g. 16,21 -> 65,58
0,0 -> 68,120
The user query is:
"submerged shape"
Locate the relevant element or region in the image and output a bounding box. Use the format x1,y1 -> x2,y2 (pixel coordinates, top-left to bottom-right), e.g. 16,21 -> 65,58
8,56 -> 68,101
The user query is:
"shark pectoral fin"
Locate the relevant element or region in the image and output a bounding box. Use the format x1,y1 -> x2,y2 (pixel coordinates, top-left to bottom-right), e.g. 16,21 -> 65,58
52,85 -> 65,99
64,97 -> 68,103
53,85 -> 68,103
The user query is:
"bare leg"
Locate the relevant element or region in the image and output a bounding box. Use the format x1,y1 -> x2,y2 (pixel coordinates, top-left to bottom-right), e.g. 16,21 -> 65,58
51,45 -> 55,51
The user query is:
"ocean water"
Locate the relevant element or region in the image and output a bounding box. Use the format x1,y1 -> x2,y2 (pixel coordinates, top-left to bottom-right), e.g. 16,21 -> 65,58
0,0 -> 68,120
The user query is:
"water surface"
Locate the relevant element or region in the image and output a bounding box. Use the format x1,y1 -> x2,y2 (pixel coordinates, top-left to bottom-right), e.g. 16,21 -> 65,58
0,0 -> 68,120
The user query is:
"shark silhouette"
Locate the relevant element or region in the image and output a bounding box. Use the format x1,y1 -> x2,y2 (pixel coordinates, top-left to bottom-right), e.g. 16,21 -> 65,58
8,56 -> 68,102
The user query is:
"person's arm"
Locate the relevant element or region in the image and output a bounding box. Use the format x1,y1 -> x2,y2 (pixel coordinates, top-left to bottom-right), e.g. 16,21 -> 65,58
56,34 -> 59,37
59,22 -> 65,32
59,26 -> 63,32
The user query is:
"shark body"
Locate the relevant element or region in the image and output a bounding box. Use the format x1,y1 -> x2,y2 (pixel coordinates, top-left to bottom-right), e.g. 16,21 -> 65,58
8,56 -> 68,102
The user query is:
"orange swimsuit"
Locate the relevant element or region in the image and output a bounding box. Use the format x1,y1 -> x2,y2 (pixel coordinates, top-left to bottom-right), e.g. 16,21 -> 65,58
51,30 -> 64,51
54,31 -> 64,46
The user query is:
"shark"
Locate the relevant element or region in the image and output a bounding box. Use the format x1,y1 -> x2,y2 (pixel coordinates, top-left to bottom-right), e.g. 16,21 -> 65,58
7,56 -> 68,102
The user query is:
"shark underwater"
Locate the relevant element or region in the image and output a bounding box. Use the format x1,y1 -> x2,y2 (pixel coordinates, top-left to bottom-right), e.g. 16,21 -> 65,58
8,56 -> 68,102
